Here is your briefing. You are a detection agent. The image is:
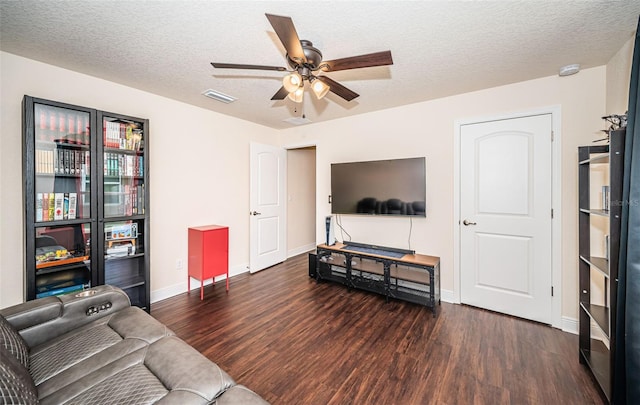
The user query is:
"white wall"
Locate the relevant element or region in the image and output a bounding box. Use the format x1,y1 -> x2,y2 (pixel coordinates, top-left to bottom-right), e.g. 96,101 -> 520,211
0,52 -> 278,308
280,67 -> 607,320
606,34 -> 634,115
286,148 -> 316,257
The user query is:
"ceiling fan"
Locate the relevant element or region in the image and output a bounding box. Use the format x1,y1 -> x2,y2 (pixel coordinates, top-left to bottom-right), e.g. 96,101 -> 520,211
211,13 -> 393,103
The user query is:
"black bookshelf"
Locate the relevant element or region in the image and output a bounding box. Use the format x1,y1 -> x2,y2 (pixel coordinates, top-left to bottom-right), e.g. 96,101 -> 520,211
22,96 -> 150,311
578,129 -> 625,403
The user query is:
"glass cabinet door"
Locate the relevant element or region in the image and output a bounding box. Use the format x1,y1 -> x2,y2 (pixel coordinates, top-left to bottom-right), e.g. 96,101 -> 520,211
34,103 -> 91,221
100,114 -> 148,310
34,223 -> 91,298
26,98 -> 96,300
102,116 -> 145,218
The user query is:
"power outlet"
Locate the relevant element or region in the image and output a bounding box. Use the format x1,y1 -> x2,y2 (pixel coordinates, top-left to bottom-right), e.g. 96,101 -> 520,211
176,259 -> 184,270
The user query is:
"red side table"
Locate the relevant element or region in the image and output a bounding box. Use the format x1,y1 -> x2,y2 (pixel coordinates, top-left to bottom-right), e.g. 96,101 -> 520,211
188,225 -> 229,300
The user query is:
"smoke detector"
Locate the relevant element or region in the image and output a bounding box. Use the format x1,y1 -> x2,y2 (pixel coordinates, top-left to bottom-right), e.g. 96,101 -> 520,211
283,116 -> 312,125
559,64 -> 580,77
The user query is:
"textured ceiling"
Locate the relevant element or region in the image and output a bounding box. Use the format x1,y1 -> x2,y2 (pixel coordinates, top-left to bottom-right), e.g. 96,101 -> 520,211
1,1 -> 639,129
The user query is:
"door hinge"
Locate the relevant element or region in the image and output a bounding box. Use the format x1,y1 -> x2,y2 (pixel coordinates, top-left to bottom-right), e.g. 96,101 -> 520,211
551,286 -> 554,296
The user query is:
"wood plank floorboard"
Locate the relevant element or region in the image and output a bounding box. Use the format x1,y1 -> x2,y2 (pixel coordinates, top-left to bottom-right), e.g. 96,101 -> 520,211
151,252 -> 605,404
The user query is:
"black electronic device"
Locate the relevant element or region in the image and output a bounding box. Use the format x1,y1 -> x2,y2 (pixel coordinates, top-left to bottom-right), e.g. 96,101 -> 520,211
308,253 -> 317,278
330,157 -> 426,217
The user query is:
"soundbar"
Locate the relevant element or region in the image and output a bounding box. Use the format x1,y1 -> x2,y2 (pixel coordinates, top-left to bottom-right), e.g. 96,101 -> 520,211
341,241 -> 414,258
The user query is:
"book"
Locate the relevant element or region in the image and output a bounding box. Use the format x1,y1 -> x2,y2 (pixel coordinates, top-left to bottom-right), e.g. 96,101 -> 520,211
57,149 -> 63,174
36,284 -> 85,298
42,193 -> 49,221
68,193 -> 77,219
70,149 -> 75,175
54,193 -> 64,220
76,150 -> 81,174
64,149 -> 70,174
48,193 -> 55,221
36,193 -> 43,222
63,193 -> 69,219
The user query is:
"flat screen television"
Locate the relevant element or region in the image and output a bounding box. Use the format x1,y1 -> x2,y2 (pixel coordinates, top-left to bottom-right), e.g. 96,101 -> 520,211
330,157 -> 426,216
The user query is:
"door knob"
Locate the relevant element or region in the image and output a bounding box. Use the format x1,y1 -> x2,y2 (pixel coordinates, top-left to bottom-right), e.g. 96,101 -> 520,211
250,211 -> 262,216
463,219 -> 477,226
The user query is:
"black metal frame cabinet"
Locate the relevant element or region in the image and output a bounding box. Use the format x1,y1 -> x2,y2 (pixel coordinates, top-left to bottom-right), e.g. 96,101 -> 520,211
22,95 -> 150,311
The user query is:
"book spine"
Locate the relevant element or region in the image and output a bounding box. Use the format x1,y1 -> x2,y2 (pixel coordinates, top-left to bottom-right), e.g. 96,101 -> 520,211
38,107 -> 47,140
68,192 -> 77,219
42,193 -> 49,221
70,149 -> 75,175
58,150 -> 63,174
49,109 -> 57,139
64,150 -> 70,174
48,193 -> 55,220
36,193 -> 43,222
63,193 -> 69,219
54,193 -> 64,220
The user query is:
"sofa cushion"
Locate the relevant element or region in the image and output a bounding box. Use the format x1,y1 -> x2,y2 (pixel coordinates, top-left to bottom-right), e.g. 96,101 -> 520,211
39,335 -> 240,405
144,336 -> 235,401
213,385 -> 271,405
30,306 -> 173,392
38,345 -> 168,405
0,313 -> 30,369
0,345 -> 38,405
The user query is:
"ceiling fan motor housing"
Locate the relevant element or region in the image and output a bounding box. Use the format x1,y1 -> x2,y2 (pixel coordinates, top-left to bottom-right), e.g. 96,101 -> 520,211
288,40 -> 323,70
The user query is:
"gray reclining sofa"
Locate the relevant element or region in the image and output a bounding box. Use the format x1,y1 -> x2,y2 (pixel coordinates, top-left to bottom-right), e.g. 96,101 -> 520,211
0,285 -> 269,404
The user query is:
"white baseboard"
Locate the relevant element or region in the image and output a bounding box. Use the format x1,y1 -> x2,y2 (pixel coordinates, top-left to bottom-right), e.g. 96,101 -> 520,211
561,316 -> 608,347
562,316 -> 578,334
440,289 -> 455,304
287,243 -> 316,258
150,263 -> 249,304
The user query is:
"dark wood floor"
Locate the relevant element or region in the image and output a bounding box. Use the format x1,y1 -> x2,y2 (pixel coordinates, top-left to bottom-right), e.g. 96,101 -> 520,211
152,252 -> 605,404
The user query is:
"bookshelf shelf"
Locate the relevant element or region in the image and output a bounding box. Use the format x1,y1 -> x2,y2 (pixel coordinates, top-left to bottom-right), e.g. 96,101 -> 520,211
23,96 -> 150,311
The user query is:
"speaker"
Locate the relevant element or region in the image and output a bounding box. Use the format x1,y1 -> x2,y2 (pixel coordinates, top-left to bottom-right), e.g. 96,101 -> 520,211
325,215 -> 335,246
308,253 -> 317,278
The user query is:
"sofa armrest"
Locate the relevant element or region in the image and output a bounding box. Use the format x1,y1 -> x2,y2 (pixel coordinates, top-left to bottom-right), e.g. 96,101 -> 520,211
0,285 -> 131,348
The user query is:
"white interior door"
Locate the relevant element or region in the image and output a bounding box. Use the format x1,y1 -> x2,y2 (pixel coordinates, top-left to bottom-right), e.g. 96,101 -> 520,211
460,114 -> 552,323
250,142 -> 286,273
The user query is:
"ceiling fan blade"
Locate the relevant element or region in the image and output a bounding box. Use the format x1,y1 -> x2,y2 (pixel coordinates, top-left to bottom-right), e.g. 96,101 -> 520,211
317,76 -> 359,101
265,13 -> 307,64
271,86 -> 289,100
211,62 -> 287,71
320,51 -> 393,72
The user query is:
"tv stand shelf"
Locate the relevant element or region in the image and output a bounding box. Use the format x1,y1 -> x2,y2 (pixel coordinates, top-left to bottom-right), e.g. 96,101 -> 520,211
314,243 -> 440,316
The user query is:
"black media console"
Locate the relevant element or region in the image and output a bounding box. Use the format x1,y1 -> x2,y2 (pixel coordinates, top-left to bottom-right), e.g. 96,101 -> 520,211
311,242 -> 441,316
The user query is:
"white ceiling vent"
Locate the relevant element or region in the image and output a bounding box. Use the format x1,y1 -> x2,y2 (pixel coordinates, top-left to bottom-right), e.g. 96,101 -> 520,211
283,116 -> 312,126
202,89 -> 236,103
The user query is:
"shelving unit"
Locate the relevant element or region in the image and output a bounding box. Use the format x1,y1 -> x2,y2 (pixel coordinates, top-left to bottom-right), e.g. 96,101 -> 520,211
23,96 -> 150,311
578,129 -> 625,403
314,242 -> 440,316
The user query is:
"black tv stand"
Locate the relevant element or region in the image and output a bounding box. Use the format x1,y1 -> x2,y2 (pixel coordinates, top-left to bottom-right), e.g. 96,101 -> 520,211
313,243 -> 440,316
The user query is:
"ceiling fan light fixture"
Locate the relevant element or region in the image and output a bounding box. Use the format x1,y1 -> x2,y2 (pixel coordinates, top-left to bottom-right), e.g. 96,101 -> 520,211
287,87 -> 304,103
311,78 -> 330,99
283,72 -> 303,92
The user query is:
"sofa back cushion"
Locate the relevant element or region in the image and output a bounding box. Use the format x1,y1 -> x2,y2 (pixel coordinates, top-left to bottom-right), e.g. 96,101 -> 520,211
0,314 -> 30,369
0,345 -> 38,405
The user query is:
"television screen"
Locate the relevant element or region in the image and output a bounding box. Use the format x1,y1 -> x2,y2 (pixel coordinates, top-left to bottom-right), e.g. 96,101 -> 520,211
330,157 -> 426,216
